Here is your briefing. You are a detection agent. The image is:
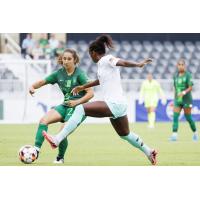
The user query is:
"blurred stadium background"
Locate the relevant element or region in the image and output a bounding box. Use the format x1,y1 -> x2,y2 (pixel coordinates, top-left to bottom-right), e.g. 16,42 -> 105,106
0,33 -> 200,124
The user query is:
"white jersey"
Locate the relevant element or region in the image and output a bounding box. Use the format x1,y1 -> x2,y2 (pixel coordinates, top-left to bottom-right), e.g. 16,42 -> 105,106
97,54 -> 127,103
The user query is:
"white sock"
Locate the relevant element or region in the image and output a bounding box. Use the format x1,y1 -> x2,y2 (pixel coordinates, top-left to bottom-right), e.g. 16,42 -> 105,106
121,132 -> 151,156
34,146 -> 40,152
55,105 -> 85,144
172,132 -> 178,136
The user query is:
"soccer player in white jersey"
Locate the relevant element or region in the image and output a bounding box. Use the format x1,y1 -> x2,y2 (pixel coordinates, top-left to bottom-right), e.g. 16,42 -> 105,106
43,34 -> 158,165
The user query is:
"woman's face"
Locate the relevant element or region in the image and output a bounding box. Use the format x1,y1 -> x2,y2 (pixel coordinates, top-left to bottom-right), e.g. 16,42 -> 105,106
89,50 -> 98,63
177,60 -> 186,73
62,52 -> 75,69
147,74 -> 153,81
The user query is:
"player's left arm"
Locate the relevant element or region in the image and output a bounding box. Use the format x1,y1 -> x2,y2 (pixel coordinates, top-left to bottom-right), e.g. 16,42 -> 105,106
178,73 -> 193,97
116,58 -> 153,68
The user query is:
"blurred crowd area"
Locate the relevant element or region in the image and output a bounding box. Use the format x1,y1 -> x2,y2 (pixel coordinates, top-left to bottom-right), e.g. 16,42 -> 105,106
21,33 -> 65,60
1,33 -> 200,81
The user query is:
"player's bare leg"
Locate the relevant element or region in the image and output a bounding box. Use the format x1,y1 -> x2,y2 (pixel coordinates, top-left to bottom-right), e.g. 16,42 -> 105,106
110,116 -> 158,165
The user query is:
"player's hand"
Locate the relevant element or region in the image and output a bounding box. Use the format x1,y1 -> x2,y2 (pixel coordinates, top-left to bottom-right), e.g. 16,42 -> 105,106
66,100 -> 80,107
178,92 -> 184,97
71,86 -> 84,96
29,86 -> 35,96
138,58 -> 153,68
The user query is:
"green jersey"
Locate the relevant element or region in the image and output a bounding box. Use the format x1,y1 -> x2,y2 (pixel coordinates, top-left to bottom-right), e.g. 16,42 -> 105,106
45,67 -> 89,103
173,71 -> 193,104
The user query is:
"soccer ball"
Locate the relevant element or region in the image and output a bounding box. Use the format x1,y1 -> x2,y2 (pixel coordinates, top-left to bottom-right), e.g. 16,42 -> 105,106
19,145 -> 38,164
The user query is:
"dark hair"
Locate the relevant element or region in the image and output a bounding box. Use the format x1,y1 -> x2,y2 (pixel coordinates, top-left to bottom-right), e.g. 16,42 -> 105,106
57,49 -> 80,65
89,34 -> 114,55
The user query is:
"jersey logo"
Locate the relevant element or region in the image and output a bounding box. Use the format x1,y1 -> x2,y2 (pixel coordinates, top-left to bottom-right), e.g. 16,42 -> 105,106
178,79 -> 182,84
65,80 -> 72,87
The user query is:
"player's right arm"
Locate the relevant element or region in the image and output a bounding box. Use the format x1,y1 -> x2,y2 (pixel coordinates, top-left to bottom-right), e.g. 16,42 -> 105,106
29,80 -> 47,96
72,79 -> 100,95
29,71 -> 57,96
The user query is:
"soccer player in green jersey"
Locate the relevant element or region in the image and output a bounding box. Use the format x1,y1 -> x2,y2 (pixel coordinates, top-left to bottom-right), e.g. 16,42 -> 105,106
29,49 -> 94,163
170,59 -> 198,141
139,73 -> 166,128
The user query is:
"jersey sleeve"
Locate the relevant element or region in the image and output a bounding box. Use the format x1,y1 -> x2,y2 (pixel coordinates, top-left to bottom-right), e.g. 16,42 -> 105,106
187,73 -> 193,87
45,71 -> 57,84
78,71 -> 90,85
108,56 -> 120,67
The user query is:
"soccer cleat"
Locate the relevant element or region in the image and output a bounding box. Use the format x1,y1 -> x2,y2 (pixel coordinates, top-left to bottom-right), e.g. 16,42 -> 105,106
42,131 -> 58,149
192,133 -> 199,142
169,134 -> 178,141
53,157 -> 64,164
148,149 -> 158,165
36,150 -> 40,159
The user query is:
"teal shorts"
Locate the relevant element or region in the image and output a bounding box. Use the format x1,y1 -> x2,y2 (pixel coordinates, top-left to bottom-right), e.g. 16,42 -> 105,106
54,104 -> 86,122
106,101 -> 128,119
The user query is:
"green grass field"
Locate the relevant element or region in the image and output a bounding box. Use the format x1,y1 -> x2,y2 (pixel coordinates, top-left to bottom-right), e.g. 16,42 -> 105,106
0,122 -> 200,166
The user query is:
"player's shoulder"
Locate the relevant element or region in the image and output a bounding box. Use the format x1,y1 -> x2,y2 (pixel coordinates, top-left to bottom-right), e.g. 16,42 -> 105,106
53,67 -> 63,74
100,54 -> 114,62
185,71 -> 192,76
152,79 -> 160,85
75,67 -> 87,75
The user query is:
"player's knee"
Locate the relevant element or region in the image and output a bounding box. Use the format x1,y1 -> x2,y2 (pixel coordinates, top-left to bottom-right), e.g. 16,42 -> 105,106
118,131 -> 129,137
39,117 -> 48,125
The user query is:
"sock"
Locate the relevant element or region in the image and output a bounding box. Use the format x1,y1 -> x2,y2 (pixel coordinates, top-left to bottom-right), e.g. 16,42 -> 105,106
34,123 -> 48,150
149,112 -> 155,127
147,113 -> 151,126
121,132 -> 151,156
58,138 -> 68,159
55,105 -> 85,144
172,132 -> 178,137
185,114 -> 197,132
172,112 -> 180,132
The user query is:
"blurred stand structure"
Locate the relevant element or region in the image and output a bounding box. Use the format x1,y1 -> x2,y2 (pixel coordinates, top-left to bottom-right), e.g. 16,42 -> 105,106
0,33 -> 200,123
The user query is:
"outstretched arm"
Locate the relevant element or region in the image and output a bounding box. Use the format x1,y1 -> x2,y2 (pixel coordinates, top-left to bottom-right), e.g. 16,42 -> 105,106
29,79 -> 47,96
72,79 -> 100,95
116,58 -> 153,68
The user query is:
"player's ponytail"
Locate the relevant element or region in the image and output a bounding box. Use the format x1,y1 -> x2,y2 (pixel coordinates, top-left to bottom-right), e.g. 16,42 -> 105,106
89,34 -> 114,54
57,49 -> 80,66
